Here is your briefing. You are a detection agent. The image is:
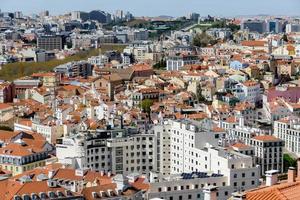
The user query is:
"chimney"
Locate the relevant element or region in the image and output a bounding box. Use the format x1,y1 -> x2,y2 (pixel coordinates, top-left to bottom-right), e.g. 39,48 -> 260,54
288,167 -> 296,183
48,170 -> 55,178
265,170 -> 278,186
204,186 -> 218,200
232,192 -> 246,200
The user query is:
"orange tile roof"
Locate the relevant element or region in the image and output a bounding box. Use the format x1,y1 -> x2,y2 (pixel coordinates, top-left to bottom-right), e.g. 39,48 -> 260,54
31,72 -> 56,77
132,63 -> 152,72
82,183 -> 117,200
225,116 -> 238,123
212,126 -> 225,132
131,177 -> 150,190
0,103 -> 13,110
52,168 -> 111,183
246,181 -> 300,200
0,179 -> 80,200
241,40 -> 266,47
242,80 -> 259,87
232,143 -> 251,149
17,119 -> 32,127
252,135 -> 281,142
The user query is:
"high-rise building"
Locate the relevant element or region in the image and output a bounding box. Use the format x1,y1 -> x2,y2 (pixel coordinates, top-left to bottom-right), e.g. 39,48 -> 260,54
266,19 -> 284,33
286,23 -> 300,33
14,11 -> 23,19
241,20 -> 266,33
39,10 -> 49,17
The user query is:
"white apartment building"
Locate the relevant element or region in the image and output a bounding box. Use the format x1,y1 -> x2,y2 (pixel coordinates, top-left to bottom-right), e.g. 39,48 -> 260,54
249,135 -> 284,175
56,134 -> 86,169
228,123 -> 284,175
263,99 -> 292,124
166,55 -> 199,71
148,172 -> 231,200
144,119 -> 261,200
152,122 -> 172,176
88,55 -> 109,67
232,80 -> 262,105
56,127 -> 158,176
274,116 -> 300,156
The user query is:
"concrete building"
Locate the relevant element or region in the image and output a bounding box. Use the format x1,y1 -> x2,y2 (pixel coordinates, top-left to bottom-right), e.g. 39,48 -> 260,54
56,127 -> 158,176
274,116 -> 300,156
166,55 -> 199,71
0,131 -> 54,176
37,35 -> 63,51
250,135 -> 284,175
54,61 -> 93,78
241,20 -> 266,33
232,80 -> 262,105
286,23 -> 300,33
152,119 -> 261,200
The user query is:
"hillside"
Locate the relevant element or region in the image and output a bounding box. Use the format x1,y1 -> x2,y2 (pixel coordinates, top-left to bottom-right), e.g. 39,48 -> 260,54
0,44 -> 126,81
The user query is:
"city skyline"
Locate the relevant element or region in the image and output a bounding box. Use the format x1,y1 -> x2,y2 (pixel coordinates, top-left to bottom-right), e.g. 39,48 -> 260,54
1,0 -> 300,17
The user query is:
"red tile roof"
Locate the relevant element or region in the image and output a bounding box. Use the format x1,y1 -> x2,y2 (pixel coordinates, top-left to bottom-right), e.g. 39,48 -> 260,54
252,135 -> 281,142
246,181 -> 300,200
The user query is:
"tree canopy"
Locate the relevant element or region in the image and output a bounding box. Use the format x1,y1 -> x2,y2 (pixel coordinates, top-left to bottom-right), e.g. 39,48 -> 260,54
140,99 -> 154,113
193,31 -> 218,47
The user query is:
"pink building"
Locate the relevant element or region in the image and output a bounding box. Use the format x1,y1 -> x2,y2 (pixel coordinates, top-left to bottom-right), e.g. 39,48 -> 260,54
267,86 -> 300,103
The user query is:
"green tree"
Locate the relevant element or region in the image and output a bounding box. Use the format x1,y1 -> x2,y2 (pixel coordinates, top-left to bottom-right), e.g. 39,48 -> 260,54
153,59 -> 166,70
193,31 -> 217,47
283,153 -> 297,173
282,34 -> 289,43
140,99 -> 154,114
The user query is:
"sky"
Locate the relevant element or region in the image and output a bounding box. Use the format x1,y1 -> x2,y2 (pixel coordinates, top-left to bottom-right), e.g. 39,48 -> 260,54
1,0 -> 300,17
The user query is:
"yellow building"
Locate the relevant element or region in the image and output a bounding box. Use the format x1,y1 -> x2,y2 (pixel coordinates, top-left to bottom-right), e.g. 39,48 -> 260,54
0,131 -> 54,176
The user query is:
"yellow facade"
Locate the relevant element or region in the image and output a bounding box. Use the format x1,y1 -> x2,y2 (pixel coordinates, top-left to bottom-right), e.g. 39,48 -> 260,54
0,160 -> 46,176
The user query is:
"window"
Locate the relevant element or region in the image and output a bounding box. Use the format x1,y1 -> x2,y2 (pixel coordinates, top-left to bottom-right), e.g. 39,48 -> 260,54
197,194 -> 201,199
179,196 -> 182,200
225,191 -> 228,196
242,173 -> 245,178
188,195 -> 192,199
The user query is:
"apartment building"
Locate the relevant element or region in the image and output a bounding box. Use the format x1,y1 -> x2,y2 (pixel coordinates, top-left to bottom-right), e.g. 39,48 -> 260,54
150,119 -> 261,200
57,127 -> 157,176
54,61 -> 93,78
249,135 -> 284,175
148,172 -> 230,200
228,123 -> 284,175
166,55 -> 199,71
0,131 -> 54,176
152,122 -> 172,176
37,35 -> 63,51
274,116 -> 300,156
232,80 -> 262,105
